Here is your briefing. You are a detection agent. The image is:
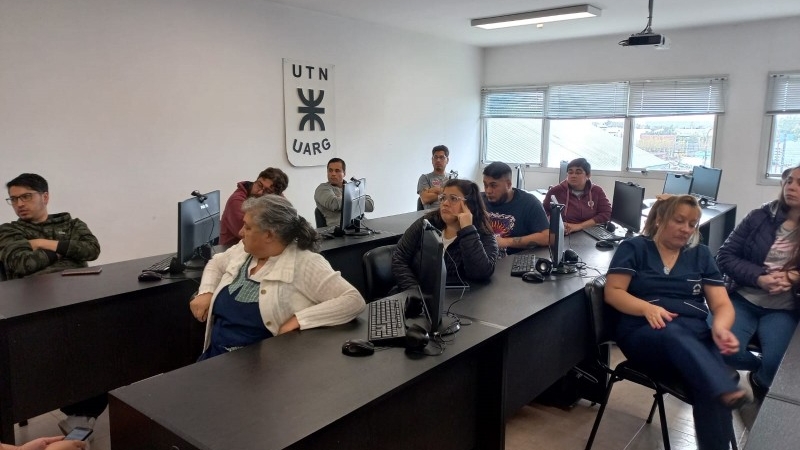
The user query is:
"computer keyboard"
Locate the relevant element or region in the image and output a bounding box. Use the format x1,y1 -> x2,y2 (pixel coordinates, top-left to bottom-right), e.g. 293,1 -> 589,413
142,255 -> 176,274
510,253 -> 539,277
583,225 -> 624,242
367,297 -> 407,346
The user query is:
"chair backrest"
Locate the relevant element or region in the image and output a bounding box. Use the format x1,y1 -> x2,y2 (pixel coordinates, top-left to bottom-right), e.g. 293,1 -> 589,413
314,207 -> 327,228
362,244 -> 397,302
584,275 -> 618,349
416,197 -> 424,211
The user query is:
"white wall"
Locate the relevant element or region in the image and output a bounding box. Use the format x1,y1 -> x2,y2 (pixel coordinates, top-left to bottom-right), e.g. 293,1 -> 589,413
483,17 -> 800,218
0,0 -> 482,264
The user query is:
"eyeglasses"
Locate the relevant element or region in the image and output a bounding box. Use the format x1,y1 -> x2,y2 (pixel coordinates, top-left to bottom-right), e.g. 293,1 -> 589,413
438,194 -> 467,204
6,192 -> 40,205
254,180 -> 275,195
432,155 -> 448,160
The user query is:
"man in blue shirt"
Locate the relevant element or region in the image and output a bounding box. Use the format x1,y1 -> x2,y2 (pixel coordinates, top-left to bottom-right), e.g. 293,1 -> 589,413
481,162 -> 549,255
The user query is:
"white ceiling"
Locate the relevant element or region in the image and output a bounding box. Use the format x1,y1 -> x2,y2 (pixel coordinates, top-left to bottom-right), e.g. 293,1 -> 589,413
268,0 -> 800,47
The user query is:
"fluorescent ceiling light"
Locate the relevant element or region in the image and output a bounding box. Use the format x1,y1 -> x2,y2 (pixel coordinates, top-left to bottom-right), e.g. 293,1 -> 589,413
471,4 -> 601,30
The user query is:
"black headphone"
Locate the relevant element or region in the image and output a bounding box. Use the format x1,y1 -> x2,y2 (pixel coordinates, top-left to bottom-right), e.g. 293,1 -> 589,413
534,257 -> 553,275
404,324 -> 430,352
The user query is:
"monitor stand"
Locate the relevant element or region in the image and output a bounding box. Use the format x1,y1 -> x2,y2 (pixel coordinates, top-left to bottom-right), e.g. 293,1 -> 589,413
344,218 -> 371,237
435,315 -> 461,337
183,256 -> 209,271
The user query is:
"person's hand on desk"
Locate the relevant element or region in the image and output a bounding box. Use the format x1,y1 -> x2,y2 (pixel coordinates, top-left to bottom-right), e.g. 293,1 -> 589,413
190,292 -> 212,322
278,315 -> 300,334
4,436 -> 87,450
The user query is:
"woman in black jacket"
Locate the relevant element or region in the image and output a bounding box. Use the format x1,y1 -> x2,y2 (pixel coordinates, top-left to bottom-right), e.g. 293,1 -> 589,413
392,179 -> 498,290
716,165 -> 800,398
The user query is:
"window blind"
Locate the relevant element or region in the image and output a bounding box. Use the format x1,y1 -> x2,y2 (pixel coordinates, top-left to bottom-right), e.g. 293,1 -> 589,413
481,87 -> 545,118
627,77 -> 727,117
766,73 -> 800,114
545,82 -> 628,119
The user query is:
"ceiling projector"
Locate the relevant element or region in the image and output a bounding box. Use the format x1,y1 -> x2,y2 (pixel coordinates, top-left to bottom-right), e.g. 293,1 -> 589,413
620,33 -> 667,47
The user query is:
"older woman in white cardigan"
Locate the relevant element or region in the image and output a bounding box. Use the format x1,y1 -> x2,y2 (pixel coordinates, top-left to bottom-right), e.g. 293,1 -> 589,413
189,195 -> 365,360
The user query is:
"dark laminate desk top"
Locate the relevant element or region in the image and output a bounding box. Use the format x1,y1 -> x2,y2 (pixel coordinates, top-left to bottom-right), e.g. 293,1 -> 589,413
446,231 -> 615,328
642,201 -> 735,220
0,253 -> 200,320
317,210 -> 425,253
110,312 -> 502,450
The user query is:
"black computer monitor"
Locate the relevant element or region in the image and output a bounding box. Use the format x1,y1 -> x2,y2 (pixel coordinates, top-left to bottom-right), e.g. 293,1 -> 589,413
418,225 -> 452,335
340,178 -> 369,235
663,172 -> 692,195
515,165 -> 525,190
177,190 -> 221,269
558,160 -> 569,183
610,181 -> 646,235
689,166 -> 722,204
548,202 -> 577,274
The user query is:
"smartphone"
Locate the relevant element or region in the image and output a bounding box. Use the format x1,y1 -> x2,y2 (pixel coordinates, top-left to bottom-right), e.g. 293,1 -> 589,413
64,426 -> 93,441
61,267 -> 103,276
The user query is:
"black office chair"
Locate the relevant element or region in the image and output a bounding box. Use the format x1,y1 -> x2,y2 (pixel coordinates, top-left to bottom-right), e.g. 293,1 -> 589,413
314,207 -> 326,228
583,276 -> 738,450
416,198 -> 424,211
362,244 -> 397,302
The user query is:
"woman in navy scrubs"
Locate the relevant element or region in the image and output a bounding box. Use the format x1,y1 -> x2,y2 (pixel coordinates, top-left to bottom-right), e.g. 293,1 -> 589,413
605,195 -> 743,450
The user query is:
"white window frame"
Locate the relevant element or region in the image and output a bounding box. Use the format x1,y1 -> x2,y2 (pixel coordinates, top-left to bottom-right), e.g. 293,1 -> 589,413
759,72 -> 800,185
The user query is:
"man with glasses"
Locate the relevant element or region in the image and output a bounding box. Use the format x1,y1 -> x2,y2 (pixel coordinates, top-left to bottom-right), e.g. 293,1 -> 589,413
315,157 -> 374,228
1,173 -> 104,435
481,162 -> 549,255
417,145 -> 452,210
220,167 -> 289,246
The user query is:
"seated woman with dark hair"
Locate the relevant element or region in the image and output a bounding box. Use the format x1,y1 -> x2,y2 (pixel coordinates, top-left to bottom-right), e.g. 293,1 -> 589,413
392,179 -> 498,290
605,195 -> 745,450
189,195 -> 365,360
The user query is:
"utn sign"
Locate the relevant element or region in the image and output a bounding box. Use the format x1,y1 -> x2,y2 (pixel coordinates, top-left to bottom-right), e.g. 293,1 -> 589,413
283,59 -> 336,167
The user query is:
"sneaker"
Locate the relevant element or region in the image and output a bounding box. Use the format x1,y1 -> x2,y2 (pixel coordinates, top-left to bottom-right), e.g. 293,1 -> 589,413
748,371 -> 768,401
58,415 -> 96,435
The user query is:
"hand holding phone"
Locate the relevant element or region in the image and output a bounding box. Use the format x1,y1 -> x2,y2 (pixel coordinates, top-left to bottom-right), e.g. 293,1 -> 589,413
64,426 -> 93,441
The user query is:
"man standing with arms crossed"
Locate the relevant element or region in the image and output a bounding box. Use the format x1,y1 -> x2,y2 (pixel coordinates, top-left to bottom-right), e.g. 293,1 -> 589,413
417,145 -> 452,210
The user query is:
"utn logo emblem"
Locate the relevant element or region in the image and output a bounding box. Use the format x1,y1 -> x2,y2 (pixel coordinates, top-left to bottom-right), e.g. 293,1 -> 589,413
283,59 -> 336,165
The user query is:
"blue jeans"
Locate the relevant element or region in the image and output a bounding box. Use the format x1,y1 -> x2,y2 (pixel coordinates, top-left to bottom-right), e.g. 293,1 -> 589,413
722,293 -> 799,387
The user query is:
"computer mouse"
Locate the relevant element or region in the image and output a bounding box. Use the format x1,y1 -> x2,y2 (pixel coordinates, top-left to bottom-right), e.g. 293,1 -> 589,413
341,339 -> 375,357
604,222 -> 616,232
138,271 -> 163,281
595,240 -> 615,249
521,271 -> 545,283
563,249 -> 579,264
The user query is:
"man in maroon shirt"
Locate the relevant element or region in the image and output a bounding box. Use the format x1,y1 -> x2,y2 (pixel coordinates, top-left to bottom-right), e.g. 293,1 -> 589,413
219,168 -> 288,245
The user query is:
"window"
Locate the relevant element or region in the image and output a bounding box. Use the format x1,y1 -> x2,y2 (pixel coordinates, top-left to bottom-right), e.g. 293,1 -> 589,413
481,77 -> 727,173
765,73 -> 800,177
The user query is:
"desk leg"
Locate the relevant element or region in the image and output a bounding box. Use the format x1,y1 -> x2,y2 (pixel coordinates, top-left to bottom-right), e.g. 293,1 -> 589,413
0,323 -> 15,443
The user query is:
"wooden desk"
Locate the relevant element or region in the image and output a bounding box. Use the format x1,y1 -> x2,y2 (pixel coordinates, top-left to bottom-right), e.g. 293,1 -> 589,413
446,231 -> 614,416
109,314 -> 505,450
0,255 -> 204,443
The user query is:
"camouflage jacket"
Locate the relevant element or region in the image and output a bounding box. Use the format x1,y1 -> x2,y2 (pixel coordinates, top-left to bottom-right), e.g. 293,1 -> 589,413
0,213 -> 101,280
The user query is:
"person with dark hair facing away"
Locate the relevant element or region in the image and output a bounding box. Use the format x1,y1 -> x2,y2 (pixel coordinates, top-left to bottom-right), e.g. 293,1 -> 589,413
220,167 -> 289,246
0,173 -> 106,436
417,145 -> 451,210
543,158 -> 611,234
393,179 -> 498,290
481,162 -> 549,255
189,195 -> 365,360
716,164 -> 800,399
314,158 -> 374,227
606,195 -> 745,450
